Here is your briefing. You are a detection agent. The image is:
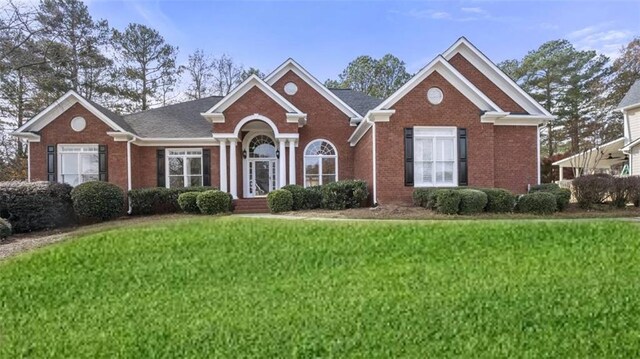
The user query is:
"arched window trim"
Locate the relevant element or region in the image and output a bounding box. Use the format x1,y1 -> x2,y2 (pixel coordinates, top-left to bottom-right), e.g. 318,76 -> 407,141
303,139 -> 338,187
248,134 -> 276,159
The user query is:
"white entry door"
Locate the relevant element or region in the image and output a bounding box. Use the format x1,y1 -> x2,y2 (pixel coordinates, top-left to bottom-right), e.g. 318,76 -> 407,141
248,159 -> 277,197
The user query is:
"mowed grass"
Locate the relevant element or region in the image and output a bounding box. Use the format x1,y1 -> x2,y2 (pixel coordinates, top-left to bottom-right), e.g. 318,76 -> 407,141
1,218 -> 640,358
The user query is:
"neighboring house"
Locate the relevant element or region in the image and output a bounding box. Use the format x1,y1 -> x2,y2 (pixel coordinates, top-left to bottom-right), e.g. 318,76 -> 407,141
11,37 -> 553,205
553,79 -> 639,179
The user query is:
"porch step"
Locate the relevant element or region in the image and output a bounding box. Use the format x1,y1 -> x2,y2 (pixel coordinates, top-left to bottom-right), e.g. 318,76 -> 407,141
233,198 -> 270,214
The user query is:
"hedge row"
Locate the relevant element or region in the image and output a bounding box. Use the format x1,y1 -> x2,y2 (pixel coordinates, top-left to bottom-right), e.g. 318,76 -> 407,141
414,187 -> 515,215
572,174 -> 640,209
0,181 -> 75,233
267,180 -> 369,213
177,190 -> 233,215
128,186 -> 216,215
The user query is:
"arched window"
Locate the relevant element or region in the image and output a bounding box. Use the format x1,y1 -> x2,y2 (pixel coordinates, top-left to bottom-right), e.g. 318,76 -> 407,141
249,135 -> 276,158
304,140 -> 337,187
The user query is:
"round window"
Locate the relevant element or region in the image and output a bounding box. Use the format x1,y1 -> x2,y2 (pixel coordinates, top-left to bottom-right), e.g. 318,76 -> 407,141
284,82 -> 298,95
427,87 -> 444,105
70,116 -> 86,132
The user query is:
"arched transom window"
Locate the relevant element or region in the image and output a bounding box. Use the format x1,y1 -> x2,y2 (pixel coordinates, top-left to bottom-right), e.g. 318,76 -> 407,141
249,135 -> 276,158
304,140 -> 337,187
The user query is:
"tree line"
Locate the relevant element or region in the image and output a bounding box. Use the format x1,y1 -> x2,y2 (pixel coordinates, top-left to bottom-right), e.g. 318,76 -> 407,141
1,0 -> 638,182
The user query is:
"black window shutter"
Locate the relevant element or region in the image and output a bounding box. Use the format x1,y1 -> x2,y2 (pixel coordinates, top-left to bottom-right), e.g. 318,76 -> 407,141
47,145 -> 56,182
458,128 -> 468,186
157,149 -> 165,187
404,128 -> 414,186
98,145 -> 108,181
202,149 -> 211,186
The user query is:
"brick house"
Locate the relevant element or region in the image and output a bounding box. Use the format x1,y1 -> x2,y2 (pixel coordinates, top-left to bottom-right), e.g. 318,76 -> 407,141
12,38 -> 553,206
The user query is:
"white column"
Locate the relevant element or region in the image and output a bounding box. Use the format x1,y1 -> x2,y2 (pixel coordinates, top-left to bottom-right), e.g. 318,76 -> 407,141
279,139 -> 287,188
229,139 -> 238,199
219,139 -> 227,192
559,166 -> 564,181
288,140 -> 296,185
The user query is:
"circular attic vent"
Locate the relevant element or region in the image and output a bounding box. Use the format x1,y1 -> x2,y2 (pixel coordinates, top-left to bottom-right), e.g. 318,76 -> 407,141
284,82 -> 298,95
427,87 -> 444,105
71,116 -> 87,132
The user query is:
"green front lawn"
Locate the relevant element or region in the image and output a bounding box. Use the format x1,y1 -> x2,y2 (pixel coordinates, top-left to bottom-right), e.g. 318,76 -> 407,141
1,218 -> 639,357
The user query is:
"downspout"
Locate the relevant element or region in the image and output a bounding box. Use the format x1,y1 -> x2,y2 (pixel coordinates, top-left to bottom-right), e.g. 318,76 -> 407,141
126,137 -> 134,214
372,121 -> 377,205
537,124 -> 541,184
27,141 -> 31,182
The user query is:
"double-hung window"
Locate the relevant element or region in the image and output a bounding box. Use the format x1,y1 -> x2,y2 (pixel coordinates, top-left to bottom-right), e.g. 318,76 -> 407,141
304,140 -> 338,187
414,127 -> 457,187
58,144 -> 99,186
167,149 -> 203,188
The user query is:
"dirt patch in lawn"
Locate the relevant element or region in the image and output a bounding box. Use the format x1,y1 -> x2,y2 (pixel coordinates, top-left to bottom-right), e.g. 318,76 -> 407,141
288,204 -> 640,220
0,214 -> 200,261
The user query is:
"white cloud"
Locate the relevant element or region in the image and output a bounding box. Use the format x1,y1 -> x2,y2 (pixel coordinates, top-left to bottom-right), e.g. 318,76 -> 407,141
461,7 -> 488,15
567,23 -> 633,59
397,7 -> 516,23
405,9 -> 452,20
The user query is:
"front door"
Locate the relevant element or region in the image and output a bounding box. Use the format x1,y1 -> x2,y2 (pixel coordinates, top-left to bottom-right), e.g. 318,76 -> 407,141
245,134 -> 278,197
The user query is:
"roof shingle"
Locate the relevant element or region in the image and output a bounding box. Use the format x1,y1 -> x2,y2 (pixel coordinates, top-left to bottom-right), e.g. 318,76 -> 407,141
329,89 -> 383,116
618,79 -> 640,110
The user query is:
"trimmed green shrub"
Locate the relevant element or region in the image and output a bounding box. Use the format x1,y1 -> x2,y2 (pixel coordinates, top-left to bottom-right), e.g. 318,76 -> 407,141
129,186 -> 215,215
304,186 -> 323,210
572,174 -> 613,208
0,181 -> 75,233
517,192 -> 557,214
71,181 -> 125,221
321,180 -> 369,210
267,189 -> 293,213
0,218 -> 11,240
458,189 -> 488,215
196,190 -> 231,215
282,185 -> 307,210
609,177 -> 634,208
435,189 -> 462,215
530,184 -> 572,211
479,188 -> 516,213
413,188 -> 438,209
178,192 -> 201,213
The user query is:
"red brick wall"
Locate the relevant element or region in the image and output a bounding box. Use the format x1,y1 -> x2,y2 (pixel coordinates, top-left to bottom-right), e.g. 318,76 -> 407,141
448,53 -> 526,113
493,126 -> 538,193
353,126 -> 374,204
375,71 -> 497,204
30,103 -> 128,190
272,70 -> 354,185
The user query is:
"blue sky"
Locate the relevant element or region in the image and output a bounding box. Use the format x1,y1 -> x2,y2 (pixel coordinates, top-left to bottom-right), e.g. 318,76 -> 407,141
86,0 -> 640,82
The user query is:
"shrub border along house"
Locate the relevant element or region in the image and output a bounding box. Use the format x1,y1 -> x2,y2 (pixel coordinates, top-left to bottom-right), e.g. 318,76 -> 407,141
71,181 -> 126,222
197,190 -> 232,215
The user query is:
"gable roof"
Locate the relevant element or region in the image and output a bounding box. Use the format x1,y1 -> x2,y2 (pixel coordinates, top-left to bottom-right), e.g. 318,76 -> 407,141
329,89 -> 383,117
203,74 -> 304,115
123,96 -> 222,138
265,58 -> 363,119
442,37 -> 552,117
618,79 -> 640,110
374,55 -> 502,112
15,90 -> 132,135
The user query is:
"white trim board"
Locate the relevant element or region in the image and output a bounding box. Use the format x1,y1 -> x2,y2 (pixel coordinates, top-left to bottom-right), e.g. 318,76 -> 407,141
442,37 -> 553,117
265,58 -> 362,119
373,56 -> 502,114
15,90 -> 127,134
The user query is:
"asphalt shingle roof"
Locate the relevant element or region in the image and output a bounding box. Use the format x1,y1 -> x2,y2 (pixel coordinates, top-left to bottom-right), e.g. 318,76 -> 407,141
122,96 -> 223,138
86,99 -> 136,134
329,89 -> 383,116
618,79 -> 640,109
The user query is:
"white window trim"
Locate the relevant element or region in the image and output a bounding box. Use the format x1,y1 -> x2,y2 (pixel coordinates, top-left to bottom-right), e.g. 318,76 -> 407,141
165,148 -> 204,188
303,139 -> 339,188
413,126 -> 458,187
57,144 -> 99,186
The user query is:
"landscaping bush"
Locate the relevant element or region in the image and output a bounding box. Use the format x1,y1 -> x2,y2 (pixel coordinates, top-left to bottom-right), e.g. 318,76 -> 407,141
196,190 -> 231,215
434,189 -> 462,215
516,192 -> 557,214
413,188 -> 438,209
530,184 -> 571,212
458,189 -> 488,215
0,218 -> 11,240
178,192 -> 201,213
282,185 -> 307,210
267,189 -> 293,213
71,181 -> 125,221
626,176 -> 640,207
572,174 -> 613,209
0,181 -> 75,233
129,186 -> 214,215
479,188 -> 516,213
304,186 -> 323,210
321,180 -> 369,210
609,176 -> 636,208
